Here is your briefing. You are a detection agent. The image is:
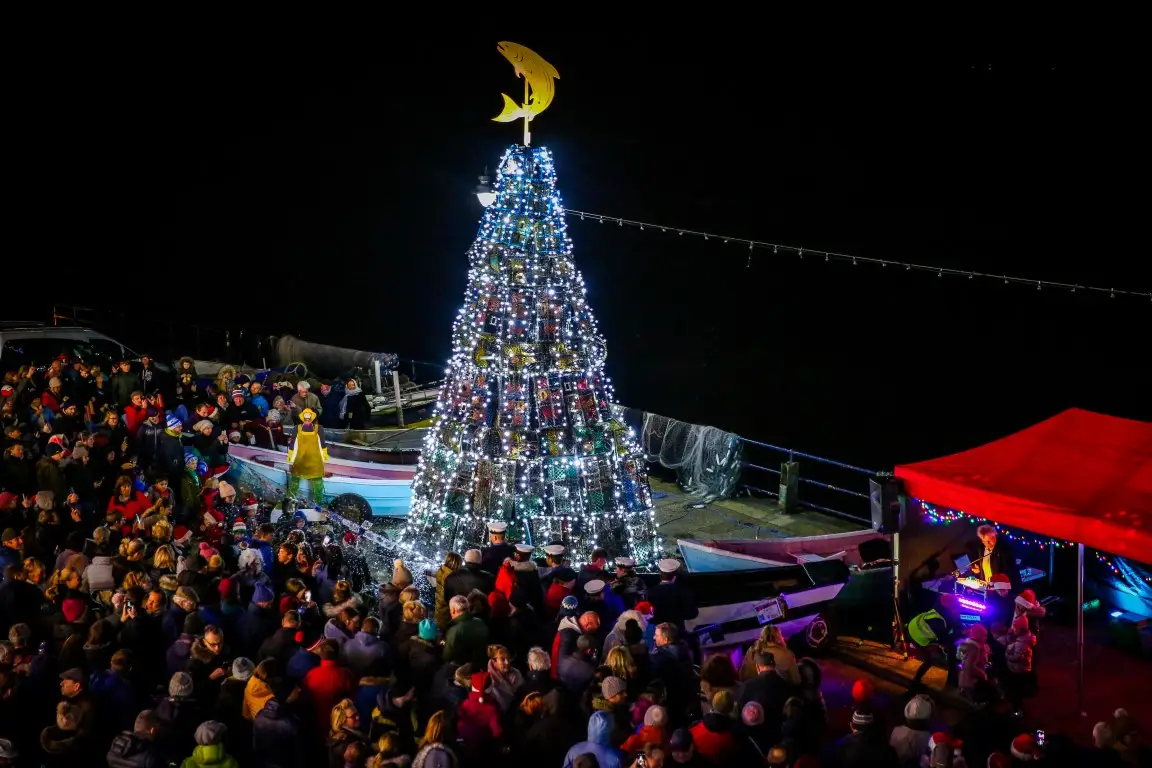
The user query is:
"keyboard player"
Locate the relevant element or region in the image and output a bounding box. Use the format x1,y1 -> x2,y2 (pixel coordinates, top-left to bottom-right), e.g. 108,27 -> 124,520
970,525 -> 1022,595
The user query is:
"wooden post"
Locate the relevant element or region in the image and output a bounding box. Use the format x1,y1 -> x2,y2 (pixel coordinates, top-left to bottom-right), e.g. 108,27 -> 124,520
779,461 -> 800,512
392,369 -> 406,428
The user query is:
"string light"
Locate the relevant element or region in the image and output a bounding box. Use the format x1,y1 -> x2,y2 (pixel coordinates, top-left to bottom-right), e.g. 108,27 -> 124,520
565,210 -> 1152,302
400,146 -> 660,567
918,501 -> 1073,549
1096,552 -> 1152,589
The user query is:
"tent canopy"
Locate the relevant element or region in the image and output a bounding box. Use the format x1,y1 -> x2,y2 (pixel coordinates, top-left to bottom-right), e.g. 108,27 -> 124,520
896,408 -> 1152,562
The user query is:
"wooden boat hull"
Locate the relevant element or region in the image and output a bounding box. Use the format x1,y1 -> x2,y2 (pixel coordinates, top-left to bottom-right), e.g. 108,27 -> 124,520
679,529 -> 888,573
225,445 -> 415,517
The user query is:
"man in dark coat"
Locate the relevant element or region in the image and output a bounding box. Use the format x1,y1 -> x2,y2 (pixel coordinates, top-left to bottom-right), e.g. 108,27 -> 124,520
970,525 -> 1022,593
480,521 -> 516,575
443,550 -> 494,602
648,558 -> 699,634
739,652 -> 793,723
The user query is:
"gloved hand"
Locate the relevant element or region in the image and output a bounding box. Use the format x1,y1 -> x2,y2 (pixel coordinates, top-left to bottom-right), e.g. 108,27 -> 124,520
286,449 -> 296,465
321,447 -> 330,463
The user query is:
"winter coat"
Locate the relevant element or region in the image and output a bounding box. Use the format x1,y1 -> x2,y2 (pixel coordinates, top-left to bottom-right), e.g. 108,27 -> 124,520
1005,629 -> 1035,674
739,640 -> 801,687
82,554 -> 117,592
251,699 -> 301,768
110,372 -> 142,409
236,603 -> 279,659
342,630 -> 390,678
180,742 -> 239,768
957,637 -> 989,689
353,677 -> 390,730
690,712 -> 740,764
35,455 -> 69,503
106,731 -> 166,768
242,675 -> 276,722
589,587 -> 627,630
89,668 -> 140,733
621,724 -> 669,755
562,711 -> 623,768
322,617 -> 354,648
612,573 -> 648,610
302,659 -> 356,731
552,615 -> 582,676
647,579 -> 699,632
443,563 -> 494,603
455,688 -> 503,750
433,564 -> 454,629
557,650 -> 597,694
650,641 -> 698,721
889,724 -> 931,766
443,613 -> 489,666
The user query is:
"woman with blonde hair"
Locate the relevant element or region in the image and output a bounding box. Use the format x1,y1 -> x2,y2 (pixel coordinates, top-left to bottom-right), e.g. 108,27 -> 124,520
419,710 -> 450,749
433,551 -> 462,630
486,644 -> 524,712
739,624 -> 801,685
120,570 -> 151,592
22,558 -> 46,588
605,645 -> 645,700
392,600 -> 426,660
45,566 -> 82,602
323,579 -> 364,618
327,697 -> 367,767
152,544 -> 177,575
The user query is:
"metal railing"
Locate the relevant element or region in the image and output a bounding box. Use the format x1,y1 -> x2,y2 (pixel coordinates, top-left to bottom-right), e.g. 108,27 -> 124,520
735,436 -> 877,526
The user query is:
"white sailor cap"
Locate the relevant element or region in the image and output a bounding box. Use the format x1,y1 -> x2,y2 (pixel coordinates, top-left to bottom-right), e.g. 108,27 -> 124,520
514,544 -> 534,554
584,579 -> 606,595
657,558 -> 682,574
487,522 -> 508,533
615,557 -> 636,568
543,544 -> 566,557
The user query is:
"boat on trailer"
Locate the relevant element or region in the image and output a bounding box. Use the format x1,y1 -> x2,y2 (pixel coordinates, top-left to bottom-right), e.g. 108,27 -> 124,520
225,444 -> 416,517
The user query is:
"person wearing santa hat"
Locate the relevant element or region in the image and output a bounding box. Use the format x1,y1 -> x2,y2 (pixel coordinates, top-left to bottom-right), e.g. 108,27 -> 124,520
1009,732 -> 1041,762
925,731 -> 967,768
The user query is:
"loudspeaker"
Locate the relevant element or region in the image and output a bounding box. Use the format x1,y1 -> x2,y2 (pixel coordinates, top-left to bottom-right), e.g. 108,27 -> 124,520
858,537 -> 893,566
869,477 -> 905,533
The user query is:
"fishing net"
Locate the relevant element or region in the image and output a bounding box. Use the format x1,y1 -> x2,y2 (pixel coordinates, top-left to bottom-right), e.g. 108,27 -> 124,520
640,411 -> 743,502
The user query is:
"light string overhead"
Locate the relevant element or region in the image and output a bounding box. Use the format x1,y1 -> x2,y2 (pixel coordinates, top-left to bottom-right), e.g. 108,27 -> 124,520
564,209 -> 1152,301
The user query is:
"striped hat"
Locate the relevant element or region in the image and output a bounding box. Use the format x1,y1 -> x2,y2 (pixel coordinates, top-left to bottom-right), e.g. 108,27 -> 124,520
231,389 -> 244,399
232,520 -> 248,534
166,414 -> 182,430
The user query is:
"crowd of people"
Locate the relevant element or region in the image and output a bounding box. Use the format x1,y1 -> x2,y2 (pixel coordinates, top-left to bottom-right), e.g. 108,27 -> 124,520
1,353 -> 1149,767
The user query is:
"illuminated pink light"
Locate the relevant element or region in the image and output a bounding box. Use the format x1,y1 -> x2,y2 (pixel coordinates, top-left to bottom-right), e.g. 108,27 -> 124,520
957,597 -> 987,612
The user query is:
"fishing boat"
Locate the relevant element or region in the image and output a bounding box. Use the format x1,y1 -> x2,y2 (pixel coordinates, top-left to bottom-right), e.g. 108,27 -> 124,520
678,529 -> 888,573
225,444 -> 416,517
281,424 -> 429,465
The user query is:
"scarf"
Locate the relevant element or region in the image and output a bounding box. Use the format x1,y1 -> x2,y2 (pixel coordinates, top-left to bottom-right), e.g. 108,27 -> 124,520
339,387 -> 361,419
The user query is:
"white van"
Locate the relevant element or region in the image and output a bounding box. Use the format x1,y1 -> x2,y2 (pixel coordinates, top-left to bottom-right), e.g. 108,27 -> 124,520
0,323 -> 166,373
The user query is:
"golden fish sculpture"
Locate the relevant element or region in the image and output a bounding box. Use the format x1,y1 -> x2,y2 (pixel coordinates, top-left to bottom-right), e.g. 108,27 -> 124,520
493,42 -> 559,145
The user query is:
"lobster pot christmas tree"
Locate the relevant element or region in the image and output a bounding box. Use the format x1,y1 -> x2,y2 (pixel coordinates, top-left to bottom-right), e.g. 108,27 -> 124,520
403,144 -> 658,566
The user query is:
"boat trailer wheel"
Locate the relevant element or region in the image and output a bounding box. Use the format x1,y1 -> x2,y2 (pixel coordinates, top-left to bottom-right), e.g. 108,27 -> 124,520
329,493 -> 371,524
804,615 -> 831,651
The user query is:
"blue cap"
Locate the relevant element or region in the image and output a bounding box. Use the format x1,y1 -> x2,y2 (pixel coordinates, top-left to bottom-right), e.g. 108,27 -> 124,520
561,595 -> 579,612
166,414 -> 182,430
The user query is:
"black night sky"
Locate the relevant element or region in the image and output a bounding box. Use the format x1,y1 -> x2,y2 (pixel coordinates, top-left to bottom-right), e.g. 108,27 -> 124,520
9,30 -> 1148,470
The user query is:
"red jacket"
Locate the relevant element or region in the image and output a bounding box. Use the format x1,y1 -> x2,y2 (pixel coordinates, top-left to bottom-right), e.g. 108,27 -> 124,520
302,659 -> 354,731
123,404 -> 148,435
41,390 -> 64,414
199,489 -> 226,545
690,719 -> 739,764
107,490 -> 150,534
494,563 -> 517,600
455,690 -> 502,747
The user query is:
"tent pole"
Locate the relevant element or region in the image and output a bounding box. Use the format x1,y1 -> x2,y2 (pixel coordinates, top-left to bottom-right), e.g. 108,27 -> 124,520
1049,539 -> 1055,587
1077,542 -> 1085,717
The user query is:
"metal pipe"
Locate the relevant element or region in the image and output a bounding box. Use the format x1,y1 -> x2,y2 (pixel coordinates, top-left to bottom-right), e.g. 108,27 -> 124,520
392,370 -> 406,428
737,437 -> 878,475
1077,542 -> 1085,716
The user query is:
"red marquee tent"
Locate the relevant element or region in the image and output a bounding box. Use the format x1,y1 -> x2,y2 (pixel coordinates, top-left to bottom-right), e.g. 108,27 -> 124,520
896,408 -> 1152,563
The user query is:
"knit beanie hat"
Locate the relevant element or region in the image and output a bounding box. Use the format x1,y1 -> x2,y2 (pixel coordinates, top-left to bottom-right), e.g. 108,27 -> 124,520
601,676 -> 627,700
418,618 -> 440,642
741,701 -> 764,727
904,693 -> 934,721
644,704 -> 668,728
169,672 -> 194,698
194,721 -> 227,746
851,707 -> 874,728
231,658 -> 255,681
711,689 -> 735,717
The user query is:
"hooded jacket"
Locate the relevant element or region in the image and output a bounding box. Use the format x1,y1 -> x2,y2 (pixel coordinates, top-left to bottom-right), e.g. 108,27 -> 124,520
179,742 -> 238,768
106,731 -> 165,768
562,711 -> 623,768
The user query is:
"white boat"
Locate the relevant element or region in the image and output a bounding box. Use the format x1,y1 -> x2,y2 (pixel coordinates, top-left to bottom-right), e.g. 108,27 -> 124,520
226,444 -> 415,517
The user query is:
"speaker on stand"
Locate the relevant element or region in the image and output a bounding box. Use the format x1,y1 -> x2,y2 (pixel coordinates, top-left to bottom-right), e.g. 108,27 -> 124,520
870,475 -> 909,659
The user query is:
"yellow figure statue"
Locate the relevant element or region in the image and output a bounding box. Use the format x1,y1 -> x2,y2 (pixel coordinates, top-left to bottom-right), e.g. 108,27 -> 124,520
492,42 -> 559,146
286,407 -> 329,504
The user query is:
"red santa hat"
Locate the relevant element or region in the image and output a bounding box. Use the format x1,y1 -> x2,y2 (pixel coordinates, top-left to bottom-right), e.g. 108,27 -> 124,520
470,672 -> 490,702
1010,733 -> 1039,761
987,752 -> 1011,768
990,573 -> 1012,595
1015,589 -> 1038,610
173,525 -> 192,545
928,731 -> 962,753
342,531 -> 358,546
